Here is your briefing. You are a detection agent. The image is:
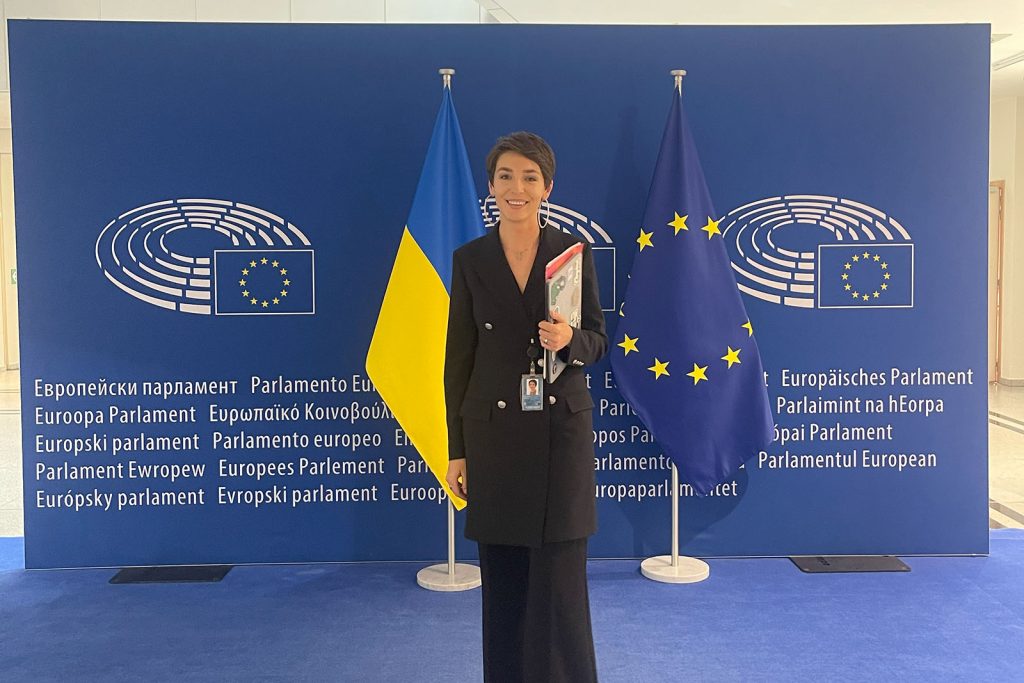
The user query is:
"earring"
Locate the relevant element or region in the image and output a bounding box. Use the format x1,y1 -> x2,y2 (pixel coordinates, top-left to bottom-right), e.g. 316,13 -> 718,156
539,199 -> 551,229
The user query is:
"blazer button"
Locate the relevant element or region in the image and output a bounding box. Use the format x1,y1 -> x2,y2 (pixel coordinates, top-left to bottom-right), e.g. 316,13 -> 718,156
497,400 -> 506,409
548,395 -> 557,405
484,322 -> 493,330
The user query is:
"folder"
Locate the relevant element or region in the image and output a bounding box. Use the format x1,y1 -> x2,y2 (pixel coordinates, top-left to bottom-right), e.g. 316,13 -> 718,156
544,242 -> 584,383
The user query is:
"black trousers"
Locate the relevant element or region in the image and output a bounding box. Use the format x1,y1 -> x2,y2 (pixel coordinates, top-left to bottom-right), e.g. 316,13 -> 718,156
478,539 -> 598,683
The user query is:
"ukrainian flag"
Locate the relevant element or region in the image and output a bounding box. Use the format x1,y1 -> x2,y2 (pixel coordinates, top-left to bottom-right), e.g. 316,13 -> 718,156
365,85 -> 484,510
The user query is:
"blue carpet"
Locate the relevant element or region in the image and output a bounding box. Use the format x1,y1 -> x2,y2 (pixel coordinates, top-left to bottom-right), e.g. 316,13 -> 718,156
1,533 -> 1022,681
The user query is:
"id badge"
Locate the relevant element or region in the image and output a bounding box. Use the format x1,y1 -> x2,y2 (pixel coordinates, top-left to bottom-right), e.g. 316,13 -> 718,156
521,373 -> 544,411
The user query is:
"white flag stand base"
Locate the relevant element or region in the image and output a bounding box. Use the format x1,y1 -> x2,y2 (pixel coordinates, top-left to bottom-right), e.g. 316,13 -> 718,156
416,562 -> 481,592
640,463 -> 711,585
416,497 -> 481,592
640,555 -> 709,584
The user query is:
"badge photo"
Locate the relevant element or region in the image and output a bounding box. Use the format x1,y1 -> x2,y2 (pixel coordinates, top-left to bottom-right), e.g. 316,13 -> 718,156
521,373 -> 544,411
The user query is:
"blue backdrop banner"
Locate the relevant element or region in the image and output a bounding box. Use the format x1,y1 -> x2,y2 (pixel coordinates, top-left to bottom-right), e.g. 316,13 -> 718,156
11,21 -> 989,568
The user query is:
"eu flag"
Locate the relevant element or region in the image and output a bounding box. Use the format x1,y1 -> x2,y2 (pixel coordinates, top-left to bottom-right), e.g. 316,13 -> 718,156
610,86 -> 774,495
817,243 -> 914,308
213,249 -> 314,315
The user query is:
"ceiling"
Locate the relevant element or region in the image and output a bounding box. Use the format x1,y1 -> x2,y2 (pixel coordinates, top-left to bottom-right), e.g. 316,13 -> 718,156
479,0 -> 1024,98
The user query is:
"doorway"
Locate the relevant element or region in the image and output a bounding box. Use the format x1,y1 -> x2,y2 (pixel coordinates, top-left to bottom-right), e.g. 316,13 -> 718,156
990,181 -> 1005,384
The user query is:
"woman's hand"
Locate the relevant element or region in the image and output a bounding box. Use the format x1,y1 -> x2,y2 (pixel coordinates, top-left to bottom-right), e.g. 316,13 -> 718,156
446,459 -> 468,501
539,310 -> 574,353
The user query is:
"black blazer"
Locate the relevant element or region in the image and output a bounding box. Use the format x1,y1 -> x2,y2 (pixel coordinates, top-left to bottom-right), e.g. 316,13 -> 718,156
444,224 -> 608,547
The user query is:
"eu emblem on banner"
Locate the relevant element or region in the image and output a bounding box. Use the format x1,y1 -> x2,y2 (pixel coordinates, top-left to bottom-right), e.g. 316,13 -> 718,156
213,249 -> 315,315
817,243 -> 913,309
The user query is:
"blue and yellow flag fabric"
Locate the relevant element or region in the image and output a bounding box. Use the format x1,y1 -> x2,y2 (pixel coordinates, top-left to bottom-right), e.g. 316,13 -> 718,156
610,88 -> 773,495
365,87 -> 484,510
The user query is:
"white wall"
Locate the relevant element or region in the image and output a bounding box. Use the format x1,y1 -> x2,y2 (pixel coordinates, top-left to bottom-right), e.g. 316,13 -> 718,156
0,90 -> 12,369
1014,96 -> 1024,381
1,131 -> 15,370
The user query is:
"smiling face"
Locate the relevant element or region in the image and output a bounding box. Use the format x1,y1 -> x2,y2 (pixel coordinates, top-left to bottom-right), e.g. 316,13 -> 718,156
489,152 -> 553,229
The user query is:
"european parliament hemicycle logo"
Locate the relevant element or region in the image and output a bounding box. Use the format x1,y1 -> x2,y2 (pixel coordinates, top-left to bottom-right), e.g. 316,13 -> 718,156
95,199 -> 315,316
481,198 -> 618,312
721,194 -> 914,309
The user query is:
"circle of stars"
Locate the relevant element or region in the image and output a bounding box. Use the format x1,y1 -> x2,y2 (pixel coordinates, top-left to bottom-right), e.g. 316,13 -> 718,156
841,251 -> 890,303
239,257 -> 290,308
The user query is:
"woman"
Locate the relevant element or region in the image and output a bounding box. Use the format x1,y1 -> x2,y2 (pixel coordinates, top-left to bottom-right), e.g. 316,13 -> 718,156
444,131 -> 608,682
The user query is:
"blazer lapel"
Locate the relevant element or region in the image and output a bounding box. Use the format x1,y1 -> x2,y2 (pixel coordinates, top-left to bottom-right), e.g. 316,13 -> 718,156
470,227 -> 529,322
475,223 -> 555,329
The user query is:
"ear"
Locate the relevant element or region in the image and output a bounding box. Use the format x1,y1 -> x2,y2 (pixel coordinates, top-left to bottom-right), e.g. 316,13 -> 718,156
488,180 -> 495,196
544,179 -> 554,200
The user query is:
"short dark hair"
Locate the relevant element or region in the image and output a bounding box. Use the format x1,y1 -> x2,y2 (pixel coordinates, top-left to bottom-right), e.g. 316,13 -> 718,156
486,131 -> 555,188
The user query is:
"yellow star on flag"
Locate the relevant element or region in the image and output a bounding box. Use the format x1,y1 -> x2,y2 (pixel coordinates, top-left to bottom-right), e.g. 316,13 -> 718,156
852,255 -> 860,262
261,300 -> 269,308
701,217 -> 721,239
742,321 -> 753,337
841,273 -> 848,280
249,260 -> 257,268
667,212 -> 689,234
721,347 -> 741,368
637,228 -> 654,251
283,279 -> 291,286
261,258 -> 268,264
648,358 -> 670,379
687,363 -> 708,385
618,302 -> 625,318
273,297 -> 280,305
280,268 -> 288,275
272,260 -> 279,267
618,334 -> 639,355
242,268 -> 249,275
862,251 -> 870,259
250,298 -> 257,305
241,290 -> 249,297
238,279 -> 246,286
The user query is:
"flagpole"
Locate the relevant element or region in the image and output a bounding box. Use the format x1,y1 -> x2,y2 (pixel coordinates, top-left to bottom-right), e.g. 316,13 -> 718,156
637,68 -> 712,586
416,67 -> 481,593
417,496 -> 480,591
671,464 -> 679,565
641,463 -> 709,583
439,67 -> 454,89
672,68 -> 685,94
